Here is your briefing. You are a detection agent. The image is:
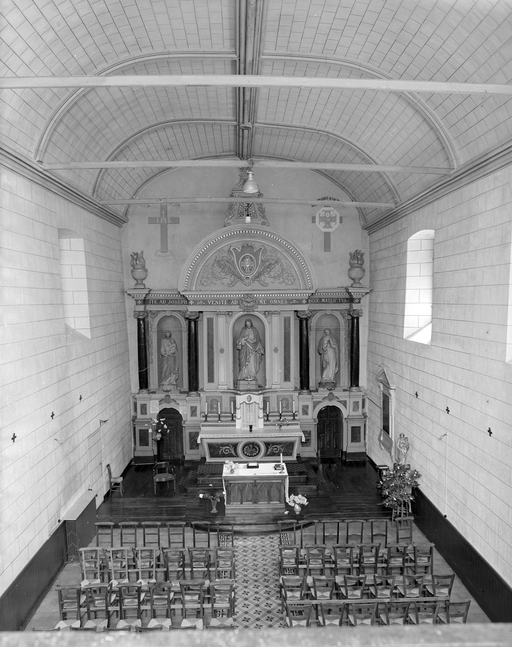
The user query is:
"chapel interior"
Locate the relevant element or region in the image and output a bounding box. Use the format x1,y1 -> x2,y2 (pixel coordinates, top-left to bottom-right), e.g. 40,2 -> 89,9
1,0 -> 511,641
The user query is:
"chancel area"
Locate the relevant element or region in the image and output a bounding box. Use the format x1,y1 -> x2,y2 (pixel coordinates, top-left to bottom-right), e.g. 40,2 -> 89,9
1,0 -> 512,640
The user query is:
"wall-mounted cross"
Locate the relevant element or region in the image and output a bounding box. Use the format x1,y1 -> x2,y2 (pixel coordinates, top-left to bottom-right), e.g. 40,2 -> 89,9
79,395 -> 82,402
11,433 -> 17,443
488,427 -> 493,437
148,204 -> 180,256
446,407 -> 450,414
51,411 -> 55,419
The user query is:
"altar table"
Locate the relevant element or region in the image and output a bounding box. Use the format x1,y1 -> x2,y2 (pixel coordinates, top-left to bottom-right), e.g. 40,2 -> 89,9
222,462 -> 288,514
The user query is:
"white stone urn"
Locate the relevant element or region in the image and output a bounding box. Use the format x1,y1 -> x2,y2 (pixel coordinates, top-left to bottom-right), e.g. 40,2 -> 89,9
130,251 -> 148,287
348,250 -> 365,286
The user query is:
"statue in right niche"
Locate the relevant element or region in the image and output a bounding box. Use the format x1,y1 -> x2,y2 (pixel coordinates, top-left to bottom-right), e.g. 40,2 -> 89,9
318,328 -> 338,388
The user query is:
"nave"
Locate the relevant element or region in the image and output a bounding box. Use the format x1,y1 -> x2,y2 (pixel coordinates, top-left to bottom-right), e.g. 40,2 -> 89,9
25,460 -> 489,631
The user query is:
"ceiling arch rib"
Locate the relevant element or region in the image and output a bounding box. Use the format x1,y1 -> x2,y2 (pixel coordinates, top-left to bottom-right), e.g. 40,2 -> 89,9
35,52 -> 238,160
260,55 -> 459,168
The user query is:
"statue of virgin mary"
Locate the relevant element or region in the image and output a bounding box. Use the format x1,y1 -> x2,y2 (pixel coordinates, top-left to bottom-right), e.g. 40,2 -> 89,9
236,319 -> 264,381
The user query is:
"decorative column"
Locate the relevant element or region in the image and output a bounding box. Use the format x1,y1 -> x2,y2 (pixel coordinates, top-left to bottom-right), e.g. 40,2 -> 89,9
349,309 -> 362,390
297,311 -> 311,393
134,311 -> 149,392
186,312 -> 200,394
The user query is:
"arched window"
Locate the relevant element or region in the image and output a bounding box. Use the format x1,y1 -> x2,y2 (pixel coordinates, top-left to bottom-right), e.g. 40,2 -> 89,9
58,229 -> 91,341
403,230 -> 434,344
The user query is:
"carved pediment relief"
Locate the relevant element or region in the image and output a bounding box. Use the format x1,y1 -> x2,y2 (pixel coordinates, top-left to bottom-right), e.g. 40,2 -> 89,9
179,226 -> 315,293
199,242 -> 298,288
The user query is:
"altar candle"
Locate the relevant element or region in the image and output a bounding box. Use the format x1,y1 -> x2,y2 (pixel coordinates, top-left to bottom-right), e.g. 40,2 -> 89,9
279,400 -> 282,413
231,401 -> 234,414
280,453 -> 283,464
292,399 -> 295,413
217,401 -> 220,414
266,402 -> 269,414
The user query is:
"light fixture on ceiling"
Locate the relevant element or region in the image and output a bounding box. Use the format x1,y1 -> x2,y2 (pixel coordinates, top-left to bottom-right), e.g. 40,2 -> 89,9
242,169 -> 259,194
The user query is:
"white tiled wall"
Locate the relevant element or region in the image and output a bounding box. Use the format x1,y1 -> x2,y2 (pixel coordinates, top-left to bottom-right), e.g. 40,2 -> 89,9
366,166 -> 512,586
0,167 -> 132,595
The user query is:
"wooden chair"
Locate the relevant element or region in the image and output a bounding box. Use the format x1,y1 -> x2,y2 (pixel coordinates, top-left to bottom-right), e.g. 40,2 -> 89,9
395,573 -> 428,599
149,581 -> 174,620
83,583 -> 118,627
346,600 -> 378,626
284,600 -> 315,628
367,574 -> 396,600
358,543 -> 381,574
209,579 -> 236,618
95,522 -> 116,548
79,547 -> 105,583
340,575 -> 367,600
332,544 -> 357,578
153,462 -> 176,495
310,575 -> 336,601
212,547 -> 236,579
424,573 -> 455,599
162,547 -> 186,580
279,575 -> 308,611
106,464 -> 123,497
407,599 -> 442,624
379,600 -> 412,625
436,599 -> 471,624
278,545 -> 301,575
56,586 -> 86,622
316,601 -> 348,626
412,543 -> 435,574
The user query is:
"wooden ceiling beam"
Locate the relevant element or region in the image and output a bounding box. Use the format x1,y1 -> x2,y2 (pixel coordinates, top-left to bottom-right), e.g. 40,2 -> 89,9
41,159 -> 451,175
2,75 -> 511,95
99,197 -> 394,208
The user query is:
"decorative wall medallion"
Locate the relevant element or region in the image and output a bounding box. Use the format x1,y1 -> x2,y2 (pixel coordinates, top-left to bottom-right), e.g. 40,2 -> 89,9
314,206 -> 341,232
240,440 -> 262,458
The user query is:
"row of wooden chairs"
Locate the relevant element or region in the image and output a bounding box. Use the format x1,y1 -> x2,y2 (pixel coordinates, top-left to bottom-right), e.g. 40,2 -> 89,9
279,542 -> 435,577
53,578 -> 235,631
280,573 -> 456,605
79,546 -> 236,583
278,517 -> 414,548
284,598 -> 471,627
95,520 -> 234,549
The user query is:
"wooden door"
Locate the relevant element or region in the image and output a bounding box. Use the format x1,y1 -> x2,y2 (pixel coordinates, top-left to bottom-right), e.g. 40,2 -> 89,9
317,406 -> 342,458
156,408 -> 183,462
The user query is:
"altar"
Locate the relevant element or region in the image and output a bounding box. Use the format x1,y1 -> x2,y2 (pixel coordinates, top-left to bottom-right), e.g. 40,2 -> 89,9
222,462 -> 288,514
198,428 -> 304,462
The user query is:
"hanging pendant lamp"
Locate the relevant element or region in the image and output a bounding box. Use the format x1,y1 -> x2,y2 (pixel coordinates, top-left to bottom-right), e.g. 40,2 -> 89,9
242,170 -> 259,194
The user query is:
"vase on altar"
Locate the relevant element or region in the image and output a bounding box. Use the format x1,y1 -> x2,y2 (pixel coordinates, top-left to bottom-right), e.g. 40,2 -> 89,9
210,498 -> 219,514
294,504 -> 302,515
348,249 -> 365,287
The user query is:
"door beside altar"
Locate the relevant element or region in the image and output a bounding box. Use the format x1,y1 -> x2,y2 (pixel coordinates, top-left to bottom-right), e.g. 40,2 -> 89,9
222,462 -> 288,514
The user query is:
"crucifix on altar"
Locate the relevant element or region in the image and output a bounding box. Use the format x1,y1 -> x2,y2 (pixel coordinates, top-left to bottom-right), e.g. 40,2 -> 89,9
148,203 -> 180,256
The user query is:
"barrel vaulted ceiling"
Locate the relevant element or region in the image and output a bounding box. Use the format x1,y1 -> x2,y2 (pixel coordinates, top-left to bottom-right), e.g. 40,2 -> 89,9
1,0 -> 511,227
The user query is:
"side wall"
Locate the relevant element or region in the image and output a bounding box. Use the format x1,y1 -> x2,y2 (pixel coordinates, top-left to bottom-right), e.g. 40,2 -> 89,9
366,166 -> 512,586
0,165 -> 133,597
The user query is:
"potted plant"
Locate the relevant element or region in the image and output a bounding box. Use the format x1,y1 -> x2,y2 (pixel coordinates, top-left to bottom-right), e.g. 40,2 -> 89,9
378,463 -> 421,519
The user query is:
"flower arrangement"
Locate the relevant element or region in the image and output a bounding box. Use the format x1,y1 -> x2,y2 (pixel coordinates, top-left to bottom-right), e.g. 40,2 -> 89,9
378,463 -> 421,516
151,417 -> 169,441
286,494 -> 308,508
224,460 -> 236,473
198,484 -> 224,502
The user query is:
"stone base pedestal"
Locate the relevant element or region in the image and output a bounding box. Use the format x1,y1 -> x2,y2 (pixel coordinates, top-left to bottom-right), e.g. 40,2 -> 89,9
238,379 -> 259,391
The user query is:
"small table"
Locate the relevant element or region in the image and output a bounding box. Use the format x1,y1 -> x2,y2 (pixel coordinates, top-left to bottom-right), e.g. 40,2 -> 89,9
222,462 -> 288,514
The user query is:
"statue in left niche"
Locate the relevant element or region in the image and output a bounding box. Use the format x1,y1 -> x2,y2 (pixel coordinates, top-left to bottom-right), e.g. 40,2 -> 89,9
160,331 -> 179,391
130,251 -> 148,288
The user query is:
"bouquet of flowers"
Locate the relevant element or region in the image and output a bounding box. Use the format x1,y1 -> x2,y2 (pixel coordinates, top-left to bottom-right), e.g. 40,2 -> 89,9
224,459 -> 236,473
199,484 -> 224,502
286,494 -> 309,507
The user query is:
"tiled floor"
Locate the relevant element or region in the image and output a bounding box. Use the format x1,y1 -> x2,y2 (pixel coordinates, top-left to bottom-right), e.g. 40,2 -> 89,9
25,520 -> 489,631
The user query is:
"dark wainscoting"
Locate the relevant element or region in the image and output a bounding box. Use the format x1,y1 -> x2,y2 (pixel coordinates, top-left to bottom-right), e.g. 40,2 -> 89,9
412,488 -> 512,623
0,522 -> 67,630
